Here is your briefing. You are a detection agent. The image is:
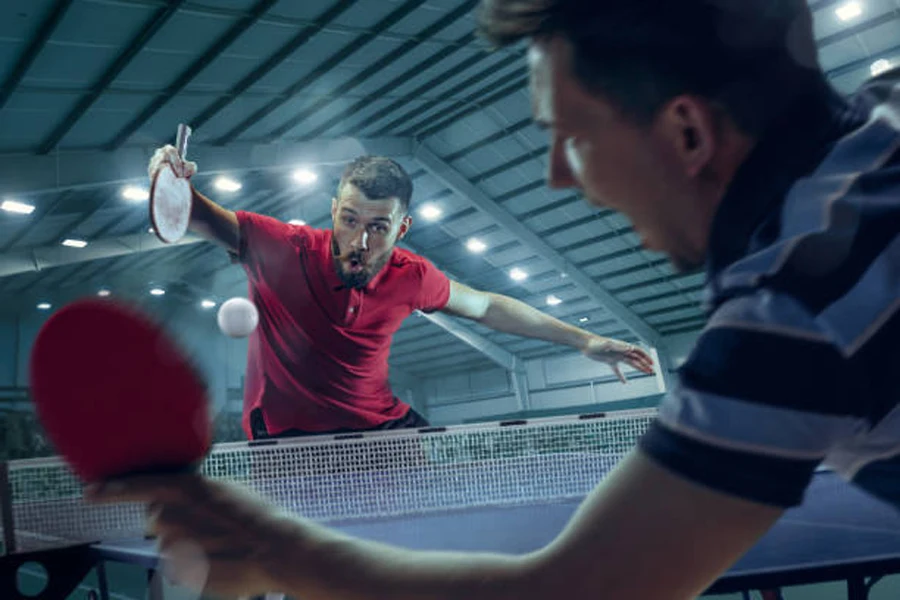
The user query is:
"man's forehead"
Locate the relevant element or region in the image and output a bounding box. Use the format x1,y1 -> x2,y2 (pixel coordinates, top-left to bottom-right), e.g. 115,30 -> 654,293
337,185 -> 401,218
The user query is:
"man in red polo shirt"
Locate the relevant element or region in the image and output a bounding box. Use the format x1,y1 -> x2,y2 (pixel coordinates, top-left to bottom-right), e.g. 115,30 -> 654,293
149,149 -> 654,440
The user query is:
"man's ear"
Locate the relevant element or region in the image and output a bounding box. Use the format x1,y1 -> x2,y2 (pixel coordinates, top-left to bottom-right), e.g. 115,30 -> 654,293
397,214 -> 413,240
657,95 -> 717,178
331,197 -> 338,221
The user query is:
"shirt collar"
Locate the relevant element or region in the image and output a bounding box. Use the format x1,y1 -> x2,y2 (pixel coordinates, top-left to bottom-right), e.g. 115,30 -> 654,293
704,81 -> 864,280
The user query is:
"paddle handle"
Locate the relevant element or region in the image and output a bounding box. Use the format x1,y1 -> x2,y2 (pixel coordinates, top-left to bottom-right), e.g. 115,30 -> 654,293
176,123 -> 192,160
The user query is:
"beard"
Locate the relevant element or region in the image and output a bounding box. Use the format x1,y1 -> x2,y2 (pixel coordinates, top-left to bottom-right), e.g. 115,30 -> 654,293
331,237 -> 391,289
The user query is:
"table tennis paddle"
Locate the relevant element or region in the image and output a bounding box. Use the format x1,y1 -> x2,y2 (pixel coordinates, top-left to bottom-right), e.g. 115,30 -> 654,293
28,298 -> 213,483
150,123 -> 193,244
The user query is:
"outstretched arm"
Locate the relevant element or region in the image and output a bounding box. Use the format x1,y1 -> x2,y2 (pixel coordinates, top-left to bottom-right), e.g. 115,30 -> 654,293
86,448 -> 783,599
441,281 -> 655,379
189,187 -> 240,254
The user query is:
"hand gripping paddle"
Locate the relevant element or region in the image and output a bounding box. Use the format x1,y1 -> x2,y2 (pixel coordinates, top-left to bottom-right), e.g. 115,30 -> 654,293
28,299 -> 213,483
150,123 -> 193,244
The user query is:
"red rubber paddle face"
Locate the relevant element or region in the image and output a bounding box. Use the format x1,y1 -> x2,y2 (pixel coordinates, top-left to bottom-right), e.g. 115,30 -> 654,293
29,299 -> 212,483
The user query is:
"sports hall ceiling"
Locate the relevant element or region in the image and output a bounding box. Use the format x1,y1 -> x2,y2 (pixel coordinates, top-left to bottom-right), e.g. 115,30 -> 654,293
0,0 -> 896,378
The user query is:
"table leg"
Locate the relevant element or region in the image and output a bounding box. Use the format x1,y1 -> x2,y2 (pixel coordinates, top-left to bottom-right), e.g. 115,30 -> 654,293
148,568 -> 165,600
96,561 -> 109,600
847,576 -> 868,600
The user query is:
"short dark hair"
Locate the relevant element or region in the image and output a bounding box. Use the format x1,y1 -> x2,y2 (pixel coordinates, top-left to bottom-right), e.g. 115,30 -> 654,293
337,156 -> 413,213
477,0 -> 826,136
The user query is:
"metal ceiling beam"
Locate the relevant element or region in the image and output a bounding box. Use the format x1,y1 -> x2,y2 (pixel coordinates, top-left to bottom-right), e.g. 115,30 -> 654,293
36,0 -> 187,154
299,30 -> 476,141
415,310 -> 519,372
377,57 -> 523,137
0,232 -> 204,279
105,0 -> 281,150
216,0 -> 430,145
0,0 -> 75,112
0,137 -> 411,198
188,0 -> 360,134
411,71 -> 529,139
266,1 -> 477,142
413,143 -> 666,351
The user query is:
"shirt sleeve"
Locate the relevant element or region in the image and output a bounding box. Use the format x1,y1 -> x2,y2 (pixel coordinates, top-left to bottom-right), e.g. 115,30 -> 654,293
234,210 -> 302,286
638,289 -> 866,508
414,257 -> 451,313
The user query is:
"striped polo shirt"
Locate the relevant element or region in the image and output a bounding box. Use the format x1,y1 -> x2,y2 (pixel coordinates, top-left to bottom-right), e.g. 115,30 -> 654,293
639,70 -> 900,508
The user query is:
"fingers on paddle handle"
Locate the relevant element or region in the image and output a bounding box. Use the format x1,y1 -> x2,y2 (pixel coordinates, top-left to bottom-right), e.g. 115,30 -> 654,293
182,159 -> 197,178
148,145 -> 196,181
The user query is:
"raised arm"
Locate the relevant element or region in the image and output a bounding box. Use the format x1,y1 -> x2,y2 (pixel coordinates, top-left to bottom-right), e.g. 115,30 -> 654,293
441,280 -> 655,380
188,187 -> 239,254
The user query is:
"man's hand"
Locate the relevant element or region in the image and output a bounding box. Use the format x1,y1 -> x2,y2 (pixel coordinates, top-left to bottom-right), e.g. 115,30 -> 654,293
581,337 -> 655,383
85,473 -> 302,598
149,144 -> 198,181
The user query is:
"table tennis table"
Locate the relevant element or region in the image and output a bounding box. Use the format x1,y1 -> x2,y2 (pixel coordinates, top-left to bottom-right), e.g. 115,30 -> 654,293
3,410 -> 900,599
86,469 -> 900,599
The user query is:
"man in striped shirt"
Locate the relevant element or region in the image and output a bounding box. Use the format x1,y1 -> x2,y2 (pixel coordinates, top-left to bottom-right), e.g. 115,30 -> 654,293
88,1 -> 900,598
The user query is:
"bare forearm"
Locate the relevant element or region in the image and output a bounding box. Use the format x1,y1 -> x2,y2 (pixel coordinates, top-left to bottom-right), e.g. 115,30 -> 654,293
479,294 -> 595,350
189,186 -> 239,253
274,520 -> 541,600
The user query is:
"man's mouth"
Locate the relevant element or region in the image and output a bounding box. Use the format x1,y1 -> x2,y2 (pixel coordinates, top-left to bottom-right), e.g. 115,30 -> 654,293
347,256 -> 365,272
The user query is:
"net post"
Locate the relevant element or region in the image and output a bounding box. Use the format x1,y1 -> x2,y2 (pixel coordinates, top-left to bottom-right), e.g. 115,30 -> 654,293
0,461 -> 16,554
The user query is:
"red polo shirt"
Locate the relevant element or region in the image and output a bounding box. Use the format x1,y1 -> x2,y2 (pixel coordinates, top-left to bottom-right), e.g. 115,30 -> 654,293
234,210 -> 451,437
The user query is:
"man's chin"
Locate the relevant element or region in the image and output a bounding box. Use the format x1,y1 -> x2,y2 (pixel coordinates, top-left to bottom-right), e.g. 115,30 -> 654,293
667,251 -> 706,274
639,239 -> 703,274
338,270 -> 371,289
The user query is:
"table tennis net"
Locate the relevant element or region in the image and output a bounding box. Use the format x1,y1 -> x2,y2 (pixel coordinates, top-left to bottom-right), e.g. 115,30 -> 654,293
0,409 -> 656,553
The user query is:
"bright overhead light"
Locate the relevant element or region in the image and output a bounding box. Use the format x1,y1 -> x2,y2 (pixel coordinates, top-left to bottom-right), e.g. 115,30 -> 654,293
579,317 -> 589,323
1,199 -> 35,214
418,203 -> 442,222
871,59 -> 893,77
466,238 -> 487,253
61,238 -> 87,248
122,186 -> 149,202
36,302 -> 51,310
509,267 -> 528,282
98,289 -> 111,297
288,219 -> 307,226
292,168 -> 318,185
200,299 -> 217,309
546,295 -> 562,306
214,176 -> 242,192
149,287 -> 165,296
835,1 -> 862,21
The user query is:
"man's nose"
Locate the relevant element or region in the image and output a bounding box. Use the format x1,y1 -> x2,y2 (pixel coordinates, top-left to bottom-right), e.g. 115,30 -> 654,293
352,230 -> 369,251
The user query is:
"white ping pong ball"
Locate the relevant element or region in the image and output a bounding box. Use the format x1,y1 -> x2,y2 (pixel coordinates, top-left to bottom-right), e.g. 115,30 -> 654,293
217,297 -> 258,338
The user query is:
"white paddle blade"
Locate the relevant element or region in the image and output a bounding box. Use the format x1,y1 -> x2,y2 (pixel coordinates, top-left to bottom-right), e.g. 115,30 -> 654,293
150,165 -> 192,243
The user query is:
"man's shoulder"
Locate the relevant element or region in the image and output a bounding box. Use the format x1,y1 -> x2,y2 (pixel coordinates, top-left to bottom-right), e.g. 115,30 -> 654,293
716,82 -> 900,304
848,68 -> 900,114
389,246 -> 440,274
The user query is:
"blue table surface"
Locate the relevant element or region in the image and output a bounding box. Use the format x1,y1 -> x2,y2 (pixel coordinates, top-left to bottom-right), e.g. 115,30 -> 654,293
92,470 -> 900,587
